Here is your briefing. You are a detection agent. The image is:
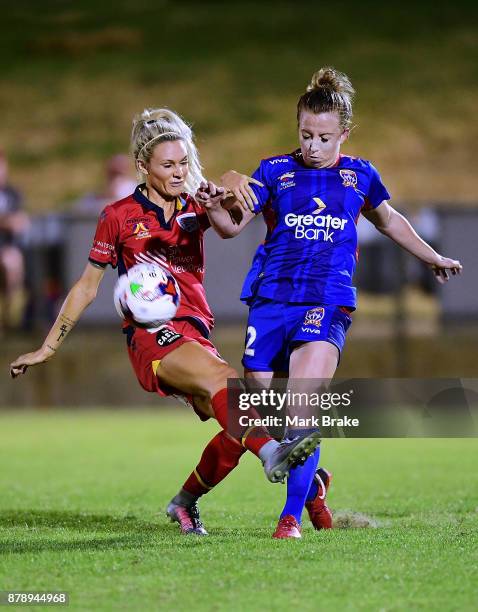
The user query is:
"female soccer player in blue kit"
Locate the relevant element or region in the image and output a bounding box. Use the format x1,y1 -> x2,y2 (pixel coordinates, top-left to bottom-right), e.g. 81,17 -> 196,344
193,66 -> 462,538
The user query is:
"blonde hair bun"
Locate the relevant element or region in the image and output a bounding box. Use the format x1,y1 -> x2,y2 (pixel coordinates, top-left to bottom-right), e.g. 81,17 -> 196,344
307,67 -> 355,99
297,66 -> 355,129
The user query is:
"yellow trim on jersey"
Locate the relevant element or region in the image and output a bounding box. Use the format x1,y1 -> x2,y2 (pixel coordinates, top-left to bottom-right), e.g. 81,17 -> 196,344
176,197 -> 184,211
241,426 -> 256,447
194,469 -> 213,490
152,360 -> 161,376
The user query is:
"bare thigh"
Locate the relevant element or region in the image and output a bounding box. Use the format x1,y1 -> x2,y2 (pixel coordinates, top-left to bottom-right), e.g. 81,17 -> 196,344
289,341 -> 339,380
156,340 -> 237,418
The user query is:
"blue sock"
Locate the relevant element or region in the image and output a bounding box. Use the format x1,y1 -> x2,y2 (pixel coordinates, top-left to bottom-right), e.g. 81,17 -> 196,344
280,446 -> 321,524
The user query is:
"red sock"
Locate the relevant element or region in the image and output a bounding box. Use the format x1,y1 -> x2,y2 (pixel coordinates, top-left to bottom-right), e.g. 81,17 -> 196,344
183,431 -> 246,497
211,388 -> 273,457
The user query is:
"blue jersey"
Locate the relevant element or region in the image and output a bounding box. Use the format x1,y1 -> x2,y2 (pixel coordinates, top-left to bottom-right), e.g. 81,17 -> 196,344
241,151 -> 390,308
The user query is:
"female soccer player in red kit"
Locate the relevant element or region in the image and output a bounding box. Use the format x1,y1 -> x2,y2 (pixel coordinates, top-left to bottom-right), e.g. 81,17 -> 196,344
10,108 -> 321,535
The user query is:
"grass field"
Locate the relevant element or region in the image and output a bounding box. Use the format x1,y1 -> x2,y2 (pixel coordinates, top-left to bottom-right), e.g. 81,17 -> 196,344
0,410 -> 477,611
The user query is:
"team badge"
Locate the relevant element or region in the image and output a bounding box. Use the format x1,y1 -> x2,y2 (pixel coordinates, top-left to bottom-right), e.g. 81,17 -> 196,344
133,222 -> 151,240
176,213 -> 199,232
339,169 -> 357,188
304,307 -> 325,328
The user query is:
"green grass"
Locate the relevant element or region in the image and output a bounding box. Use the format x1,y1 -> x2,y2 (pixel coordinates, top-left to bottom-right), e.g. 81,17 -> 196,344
0,411 -> 477,610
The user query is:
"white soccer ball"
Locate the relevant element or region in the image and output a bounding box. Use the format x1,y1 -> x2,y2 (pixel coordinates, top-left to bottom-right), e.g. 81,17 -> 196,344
114,263 -> 180,328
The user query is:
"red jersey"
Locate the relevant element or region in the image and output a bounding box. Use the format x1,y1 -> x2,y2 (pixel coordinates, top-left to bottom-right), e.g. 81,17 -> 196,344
89,185 -> 214,333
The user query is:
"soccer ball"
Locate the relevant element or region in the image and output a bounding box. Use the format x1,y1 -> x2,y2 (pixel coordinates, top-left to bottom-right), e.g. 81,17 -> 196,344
114,263 -> 180,328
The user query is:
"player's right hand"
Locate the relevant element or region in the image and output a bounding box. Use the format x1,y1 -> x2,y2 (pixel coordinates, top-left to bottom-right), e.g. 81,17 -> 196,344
195,181 -> 226,210
220,170 -> 264,212
10,347 -> 55,379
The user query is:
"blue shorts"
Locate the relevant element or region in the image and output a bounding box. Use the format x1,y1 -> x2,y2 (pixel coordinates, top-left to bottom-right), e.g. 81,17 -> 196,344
242,297 -> 353,372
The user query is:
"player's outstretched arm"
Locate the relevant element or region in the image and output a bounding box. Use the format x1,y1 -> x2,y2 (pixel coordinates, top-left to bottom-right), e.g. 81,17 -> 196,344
195,180 -> 255,238
10,262 -> 105,378
363,201 -> 463,283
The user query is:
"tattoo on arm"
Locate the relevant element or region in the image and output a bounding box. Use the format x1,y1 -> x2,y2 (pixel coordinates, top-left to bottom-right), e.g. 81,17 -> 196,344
60,314 -> 76,326
55,314 -> 77,342
46,344 -> 57,352
57,324 -> 70,341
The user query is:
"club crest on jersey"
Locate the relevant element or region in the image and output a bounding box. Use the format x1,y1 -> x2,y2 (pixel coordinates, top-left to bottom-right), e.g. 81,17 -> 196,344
339,169 -> 357,188
176,213 -> 199,232
133,222 -> 151,240
303,307 -> 325,328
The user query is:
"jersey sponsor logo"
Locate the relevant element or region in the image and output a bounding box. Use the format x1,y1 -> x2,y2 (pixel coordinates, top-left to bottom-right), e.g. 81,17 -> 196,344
312,197 -> 326,213
126,216 -> 150,226
135,248 -> 204,274
339,169 -> 357,188
176,213 -> 199,232
284,202 -> 348,242
92,240 -> 115,252
269,158 -> 289,165
133,222 -> 151,240
156,327 -> 182,347
303,307 -> 325,328
91,240 -> 115,257
301,326 -> 321,334
278,171 -> 296,190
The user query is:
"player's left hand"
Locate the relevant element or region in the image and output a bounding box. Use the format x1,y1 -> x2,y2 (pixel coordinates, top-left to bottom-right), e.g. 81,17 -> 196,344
195,181 -> 226,209
430,255 -> 463,284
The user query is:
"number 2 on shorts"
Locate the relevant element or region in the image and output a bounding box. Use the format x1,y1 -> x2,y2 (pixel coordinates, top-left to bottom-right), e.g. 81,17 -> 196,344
244,325 -> 257,357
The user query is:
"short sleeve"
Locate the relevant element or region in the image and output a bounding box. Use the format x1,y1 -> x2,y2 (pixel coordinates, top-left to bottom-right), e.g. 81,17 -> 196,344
250,160 -> 273,214
88,205 -> 120,268
362,163 -> 391,211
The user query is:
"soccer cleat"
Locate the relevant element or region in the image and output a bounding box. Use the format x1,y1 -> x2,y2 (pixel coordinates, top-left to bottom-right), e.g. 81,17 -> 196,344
166,501 -> 208,535
263,431 -> 321,483
272,515 -> 302,539
305,467 -> 333,530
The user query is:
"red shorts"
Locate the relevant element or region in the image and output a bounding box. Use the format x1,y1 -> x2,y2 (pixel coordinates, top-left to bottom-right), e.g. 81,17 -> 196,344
123,319 -> 218,414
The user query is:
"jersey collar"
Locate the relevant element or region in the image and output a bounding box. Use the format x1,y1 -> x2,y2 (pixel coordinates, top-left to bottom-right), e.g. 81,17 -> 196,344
133,184 -> 188,229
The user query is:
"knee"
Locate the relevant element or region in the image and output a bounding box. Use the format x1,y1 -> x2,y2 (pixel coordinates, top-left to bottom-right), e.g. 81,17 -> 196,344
201,363 -> 238,400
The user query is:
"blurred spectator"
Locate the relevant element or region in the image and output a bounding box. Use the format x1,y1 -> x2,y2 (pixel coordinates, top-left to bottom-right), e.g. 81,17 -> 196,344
0,150 -> 30,332
73,154 -> 136,215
